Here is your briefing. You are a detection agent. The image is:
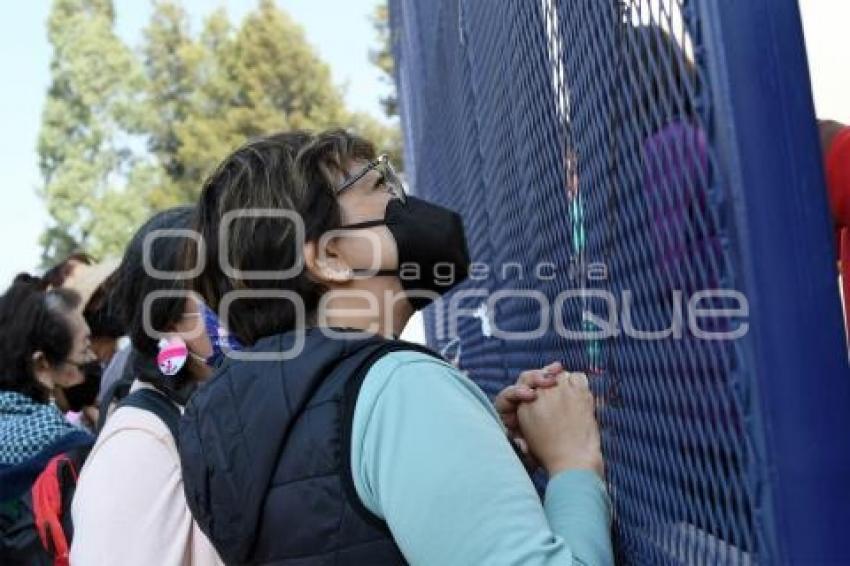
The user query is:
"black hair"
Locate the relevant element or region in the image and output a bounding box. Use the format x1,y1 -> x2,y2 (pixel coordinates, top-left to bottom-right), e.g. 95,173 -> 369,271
83,274 -> 125,339
108,206 -> 196,398
0,275 -> 82,403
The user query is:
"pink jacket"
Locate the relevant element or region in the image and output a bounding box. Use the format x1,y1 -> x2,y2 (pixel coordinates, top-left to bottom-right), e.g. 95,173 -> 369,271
70,382 -> 223,565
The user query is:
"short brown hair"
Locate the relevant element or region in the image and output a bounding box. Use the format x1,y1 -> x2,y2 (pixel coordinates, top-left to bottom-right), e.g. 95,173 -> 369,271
192,129 -> 377,345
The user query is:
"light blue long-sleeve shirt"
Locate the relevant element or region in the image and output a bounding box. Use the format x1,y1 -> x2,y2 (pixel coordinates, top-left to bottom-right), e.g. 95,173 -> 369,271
350,350 -> 614,565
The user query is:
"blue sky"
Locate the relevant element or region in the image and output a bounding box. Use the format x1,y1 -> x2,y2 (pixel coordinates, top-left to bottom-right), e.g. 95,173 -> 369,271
0,0 -> 388,288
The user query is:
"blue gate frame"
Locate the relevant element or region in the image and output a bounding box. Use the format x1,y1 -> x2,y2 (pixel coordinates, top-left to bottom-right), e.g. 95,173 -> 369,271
390,0 -> 850,562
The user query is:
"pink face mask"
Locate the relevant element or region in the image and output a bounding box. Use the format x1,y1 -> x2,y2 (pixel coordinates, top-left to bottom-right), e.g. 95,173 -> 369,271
156,336 -> 189,376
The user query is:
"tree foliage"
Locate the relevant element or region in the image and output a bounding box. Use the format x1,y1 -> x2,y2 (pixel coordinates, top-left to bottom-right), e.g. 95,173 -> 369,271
367,2 -> 404,171
38,0 -> 400,263
38,0 -> 147,264
369,2 -> 397,119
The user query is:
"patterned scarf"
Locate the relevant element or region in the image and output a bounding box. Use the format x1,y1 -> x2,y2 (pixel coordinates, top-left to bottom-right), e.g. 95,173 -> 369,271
0,390 -> 78,465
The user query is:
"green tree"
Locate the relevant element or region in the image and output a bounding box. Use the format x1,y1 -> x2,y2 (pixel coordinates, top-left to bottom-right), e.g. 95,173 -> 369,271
38,0 -> 404,262
38,0 -> 149,264
172,0 -> 348,200
142,6 -> 233,209
141,0 -> 203,207
367,2 -> 404,170
369,2 -> 398,119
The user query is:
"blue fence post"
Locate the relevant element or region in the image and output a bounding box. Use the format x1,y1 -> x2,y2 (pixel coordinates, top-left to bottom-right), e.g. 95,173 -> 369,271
390,0 -> 850,561
700,0 -> 850,562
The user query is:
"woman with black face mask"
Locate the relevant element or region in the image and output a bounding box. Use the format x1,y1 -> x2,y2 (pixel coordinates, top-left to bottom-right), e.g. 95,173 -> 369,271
0,277 -> 93,499
180,130 -> 613,565
0,277 -> 94,565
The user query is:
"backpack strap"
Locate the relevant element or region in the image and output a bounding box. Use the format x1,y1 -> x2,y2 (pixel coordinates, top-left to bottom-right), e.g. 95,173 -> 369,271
119,388 -> 182,446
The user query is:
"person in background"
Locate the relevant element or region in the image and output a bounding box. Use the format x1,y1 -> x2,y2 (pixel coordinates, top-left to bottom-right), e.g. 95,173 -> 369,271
819,119 -> 850,240
80,269 -> 124,364
0,276 -> 95,564
819,120 -> 850,217
0,276 -> 94,498
180,130 -> 613,565
64,262 -> 123,430
40,254 -> 123,364
819,119 -> 850,342
37,254 -> 122,430
70,207 -> 225,566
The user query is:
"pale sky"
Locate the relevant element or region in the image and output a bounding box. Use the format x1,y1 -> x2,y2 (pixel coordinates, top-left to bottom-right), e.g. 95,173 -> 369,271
0,0 -> 847,298
0,0 -> 389,288
800,0 -> 850,124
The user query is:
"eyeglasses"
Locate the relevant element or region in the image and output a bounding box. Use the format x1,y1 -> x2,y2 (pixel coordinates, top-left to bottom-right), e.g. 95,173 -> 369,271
335,154 -> 407,204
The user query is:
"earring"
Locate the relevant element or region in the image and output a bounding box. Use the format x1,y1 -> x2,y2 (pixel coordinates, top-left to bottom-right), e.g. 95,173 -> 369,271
157,336 -> 189,376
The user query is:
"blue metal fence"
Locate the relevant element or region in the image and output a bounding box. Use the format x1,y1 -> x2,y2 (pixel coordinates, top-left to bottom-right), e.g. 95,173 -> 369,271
389,0 -> 850,563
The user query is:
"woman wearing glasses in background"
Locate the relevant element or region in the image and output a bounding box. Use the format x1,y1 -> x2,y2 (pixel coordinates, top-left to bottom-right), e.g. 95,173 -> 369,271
0,275 -> 94,502
180,129 -> 613,565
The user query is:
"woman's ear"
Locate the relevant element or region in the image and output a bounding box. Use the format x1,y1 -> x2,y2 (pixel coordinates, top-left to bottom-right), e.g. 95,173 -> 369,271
304,238 -> 354,285
31,351 -> 55,392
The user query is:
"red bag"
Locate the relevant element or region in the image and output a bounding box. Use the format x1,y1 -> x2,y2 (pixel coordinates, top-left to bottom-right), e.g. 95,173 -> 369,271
31,454 -> 81,566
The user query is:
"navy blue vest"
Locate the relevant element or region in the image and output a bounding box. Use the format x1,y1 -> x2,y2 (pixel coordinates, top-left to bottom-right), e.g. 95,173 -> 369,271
180,330 -> 439,565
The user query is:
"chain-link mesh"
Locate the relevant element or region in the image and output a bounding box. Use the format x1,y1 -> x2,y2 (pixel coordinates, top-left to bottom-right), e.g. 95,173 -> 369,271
390,0 -> 775,563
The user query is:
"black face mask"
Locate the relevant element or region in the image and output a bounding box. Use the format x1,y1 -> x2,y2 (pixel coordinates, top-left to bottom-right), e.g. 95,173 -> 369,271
62,361 -> 103,411
341,196 -> 471,310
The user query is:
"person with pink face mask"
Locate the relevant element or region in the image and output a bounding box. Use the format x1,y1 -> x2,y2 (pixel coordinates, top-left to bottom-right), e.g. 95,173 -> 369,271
70,206 -> 241,566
